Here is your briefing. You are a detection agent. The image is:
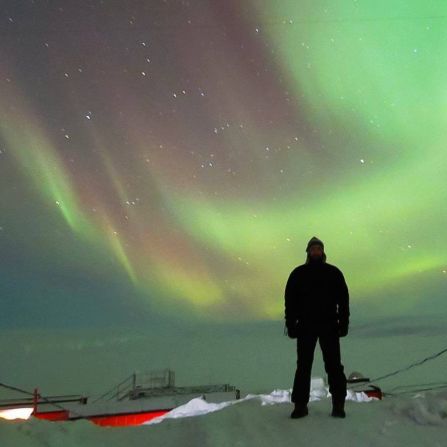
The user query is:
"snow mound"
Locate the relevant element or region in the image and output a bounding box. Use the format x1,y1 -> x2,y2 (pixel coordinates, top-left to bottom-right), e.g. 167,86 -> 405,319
389,390 -> 447,426
145,376 -> 375,425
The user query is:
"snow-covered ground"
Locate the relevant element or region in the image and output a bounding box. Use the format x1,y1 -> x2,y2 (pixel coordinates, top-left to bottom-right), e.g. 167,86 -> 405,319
1,317 -> 447,446
144,377 -> 374,425
1,383 -> 447,447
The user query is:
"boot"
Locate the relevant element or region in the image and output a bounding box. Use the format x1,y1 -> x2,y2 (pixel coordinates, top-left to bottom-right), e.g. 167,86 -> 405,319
331,400 -> 346,418
290,403 -> 308,419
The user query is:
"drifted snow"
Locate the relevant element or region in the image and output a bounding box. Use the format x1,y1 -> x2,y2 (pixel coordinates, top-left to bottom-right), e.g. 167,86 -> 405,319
389,389 -> 447,426
2,383 -> 447,446
2,326 -> 447,446
145,376 -> 375,424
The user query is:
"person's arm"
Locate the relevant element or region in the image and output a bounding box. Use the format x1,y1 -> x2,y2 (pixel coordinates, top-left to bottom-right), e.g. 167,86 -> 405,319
336,270 -> 350,335
284,270 -> 298,337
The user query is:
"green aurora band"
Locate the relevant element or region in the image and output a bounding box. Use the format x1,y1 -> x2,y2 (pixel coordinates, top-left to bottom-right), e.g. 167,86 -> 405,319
1,1 -> 446,325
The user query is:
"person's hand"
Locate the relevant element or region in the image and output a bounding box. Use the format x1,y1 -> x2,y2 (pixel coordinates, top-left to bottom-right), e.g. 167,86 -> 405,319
337,325 -> 348,337
286,322 -> 298,339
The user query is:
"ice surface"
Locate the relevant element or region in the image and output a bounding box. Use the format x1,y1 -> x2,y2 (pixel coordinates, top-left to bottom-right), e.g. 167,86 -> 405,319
1,325 -> 447,445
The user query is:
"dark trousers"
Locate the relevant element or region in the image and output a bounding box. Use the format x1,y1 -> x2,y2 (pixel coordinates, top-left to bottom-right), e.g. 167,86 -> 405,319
291,331 -> 347,405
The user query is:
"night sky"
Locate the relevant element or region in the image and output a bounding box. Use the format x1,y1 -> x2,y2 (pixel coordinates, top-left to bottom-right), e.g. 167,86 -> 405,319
1,0 -> 447,332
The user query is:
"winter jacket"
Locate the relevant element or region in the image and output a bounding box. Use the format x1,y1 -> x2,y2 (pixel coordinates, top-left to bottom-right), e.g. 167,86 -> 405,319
284,261 -> 350,337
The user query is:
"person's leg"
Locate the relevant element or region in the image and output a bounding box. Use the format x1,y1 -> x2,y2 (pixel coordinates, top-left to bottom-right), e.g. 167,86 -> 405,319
318,332 -> 347,405
291,333 -> 318,405
320,332 -> 347,418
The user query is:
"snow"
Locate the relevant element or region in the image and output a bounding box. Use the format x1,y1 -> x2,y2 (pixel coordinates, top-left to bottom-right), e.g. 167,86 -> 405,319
2,381 -> 447,446
145,377 -> 375,425
1,323 -> 447,446
389,390 -> 447,426
1,387 -> 447,447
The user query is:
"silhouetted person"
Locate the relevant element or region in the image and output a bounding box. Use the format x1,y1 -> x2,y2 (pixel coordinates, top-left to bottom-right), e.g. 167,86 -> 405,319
284,236 -> 350,419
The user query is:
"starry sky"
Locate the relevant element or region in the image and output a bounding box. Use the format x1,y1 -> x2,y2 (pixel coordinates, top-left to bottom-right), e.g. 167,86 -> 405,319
1,0 -> 447,331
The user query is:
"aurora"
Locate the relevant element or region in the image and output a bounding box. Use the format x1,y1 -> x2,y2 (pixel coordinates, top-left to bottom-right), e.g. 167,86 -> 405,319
1,0 -> 446,328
